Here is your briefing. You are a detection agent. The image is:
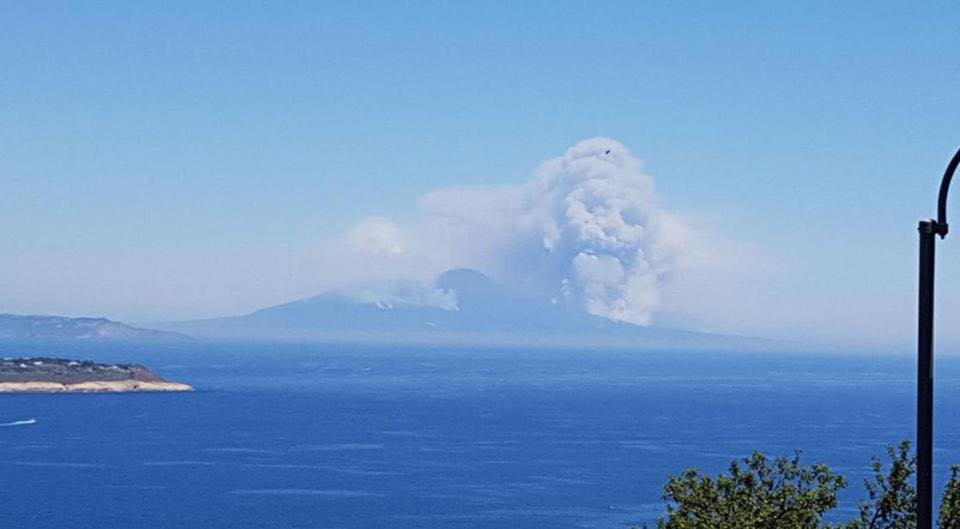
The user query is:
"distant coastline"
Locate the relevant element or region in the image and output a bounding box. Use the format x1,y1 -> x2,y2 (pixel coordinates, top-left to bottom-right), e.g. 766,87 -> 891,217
0,358 -> 192,394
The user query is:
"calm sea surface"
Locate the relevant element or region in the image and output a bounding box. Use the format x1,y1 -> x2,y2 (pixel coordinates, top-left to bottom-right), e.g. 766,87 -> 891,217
1,342 -> 958,528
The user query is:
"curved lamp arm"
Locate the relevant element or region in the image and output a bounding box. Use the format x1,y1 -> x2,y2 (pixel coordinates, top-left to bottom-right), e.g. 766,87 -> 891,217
916,146 -> 960,529
935,148 -> 960,238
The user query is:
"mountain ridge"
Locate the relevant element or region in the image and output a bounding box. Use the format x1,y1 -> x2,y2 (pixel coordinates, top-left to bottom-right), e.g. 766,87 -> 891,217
0,313 -> 189,342
155,268 -> 765,349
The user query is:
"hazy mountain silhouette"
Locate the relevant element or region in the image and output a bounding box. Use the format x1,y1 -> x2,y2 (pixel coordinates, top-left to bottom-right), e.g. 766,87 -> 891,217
158,269 -> 758,349
0,314 -> 187,342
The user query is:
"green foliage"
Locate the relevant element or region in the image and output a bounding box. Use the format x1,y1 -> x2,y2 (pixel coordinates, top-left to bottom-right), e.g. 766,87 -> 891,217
654,451 -> 846,529
647,442 -> 960,529
842,441 -> 916,529
941,466 -> 960,529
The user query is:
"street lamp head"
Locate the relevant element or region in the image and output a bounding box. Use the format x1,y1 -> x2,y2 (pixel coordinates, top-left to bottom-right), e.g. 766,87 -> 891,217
916,146 -> 960,529
935,147 -> 960,239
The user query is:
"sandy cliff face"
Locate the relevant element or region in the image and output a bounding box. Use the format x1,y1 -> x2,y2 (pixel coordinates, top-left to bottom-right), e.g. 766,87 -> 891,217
0,380 -> 193,393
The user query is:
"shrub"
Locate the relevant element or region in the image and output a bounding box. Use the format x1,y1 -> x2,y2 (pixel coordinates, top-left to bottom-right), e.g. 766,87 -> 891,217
654,451 -> 845,529
647,442 -> 960,529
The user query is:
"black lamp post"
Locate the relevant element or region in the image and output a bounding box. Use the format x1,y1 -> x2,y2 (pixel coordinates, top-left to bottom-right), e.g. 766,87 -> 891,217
916,147 -> 960,529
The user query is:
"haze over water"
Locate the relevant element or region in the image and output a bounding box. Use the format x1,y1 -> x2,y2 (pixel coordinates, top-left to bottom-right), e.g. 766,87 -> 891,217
1,342 -> 957,529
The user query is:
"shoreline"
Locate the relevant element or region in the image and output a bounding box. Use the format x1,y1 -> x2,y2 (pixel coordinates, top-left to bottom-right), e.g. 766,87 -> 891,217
0,380 -> 193,394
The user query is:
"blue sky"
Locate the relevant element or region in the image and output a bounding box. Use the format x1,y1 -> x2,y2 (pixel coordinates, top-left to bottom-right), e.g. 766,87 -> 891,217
2,1 -> 960,349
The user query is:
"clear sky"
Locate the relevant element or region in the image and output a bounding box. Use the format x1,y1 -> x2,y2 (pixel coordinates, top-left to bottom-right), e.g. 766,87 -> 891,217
3,1 -> 960,350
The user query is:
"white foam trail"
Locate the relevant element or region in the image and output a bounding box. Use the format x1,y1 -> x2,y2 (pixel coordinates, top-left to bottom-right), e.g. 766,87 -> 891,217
0,419 -> 37,427
229,489 -> 381,497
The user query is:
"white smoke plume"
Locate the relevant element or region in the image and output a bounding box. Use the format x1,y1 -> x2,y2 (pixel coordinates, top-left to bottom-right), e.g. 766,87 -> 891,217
337,138 -> 697,326
346,217 -> 405,256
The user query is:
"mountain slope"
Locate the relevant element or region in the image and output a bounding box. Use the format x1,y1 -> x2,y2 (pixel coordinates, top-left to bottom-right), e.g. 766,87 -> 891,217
0,314 -> 188,342
159,269 -> 752,348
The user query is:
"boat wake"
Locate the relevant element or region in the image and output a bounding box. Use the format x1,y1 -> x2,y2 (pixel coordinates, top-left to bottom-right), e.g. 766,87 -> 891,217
0,419 -> 37,427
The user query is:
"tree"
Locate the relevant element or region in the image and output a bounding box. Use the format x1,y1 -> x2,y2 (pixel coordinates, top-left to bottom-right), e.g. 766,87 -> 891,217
842,441 -> 916,529
647,442 -> 960,529
654,451 -> 846,529
941,466 -> 960,529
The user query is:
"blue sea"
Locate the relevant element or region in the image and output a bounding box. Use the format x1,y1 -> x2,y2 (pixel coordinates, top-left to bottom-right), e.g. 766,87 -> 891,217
1,342 -> 958,528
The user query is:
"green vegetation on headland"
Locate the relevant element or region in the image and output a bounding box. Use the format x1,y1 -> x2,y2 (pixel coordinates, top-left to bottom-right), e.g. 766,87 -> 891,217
0,358 -> 192,393
643,441 -> 959,529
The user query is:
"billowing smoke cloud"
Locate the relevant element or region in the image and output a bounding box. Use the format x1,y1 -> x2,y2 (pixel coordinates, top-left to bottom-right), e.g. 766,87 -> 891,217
346,217 -> 405,256
339,138 -> 696,326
